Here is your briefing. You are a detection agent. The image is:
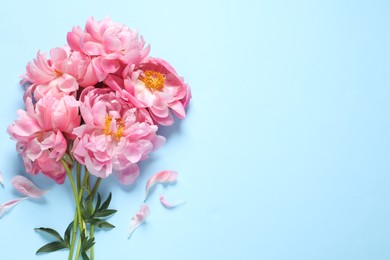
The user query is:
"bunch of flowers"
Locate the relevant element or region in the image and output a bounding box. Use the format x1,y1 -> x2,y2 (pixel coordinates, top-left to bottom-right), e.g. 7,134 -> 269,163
5,17 -> 191,259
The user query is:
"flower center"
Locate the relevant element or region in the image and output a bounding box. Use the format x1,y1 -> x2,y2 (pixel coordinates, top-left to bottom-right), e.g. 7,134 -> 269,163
140,70 -> 166,91
104,116 -> 125,141
54,69 -> 63,77
115,119 -> 125,140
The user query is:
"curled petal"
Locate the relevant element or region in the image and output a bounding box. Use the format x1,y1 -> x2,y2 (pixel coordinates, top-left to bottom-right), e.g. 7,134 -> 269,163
159,194 -> 185,209
0,171 -> 4,187
0,197 -> 27,218
144,170 -> 178,201
11,175 -> 47,198
169,100 -> 186,119
128,204 -> 150,238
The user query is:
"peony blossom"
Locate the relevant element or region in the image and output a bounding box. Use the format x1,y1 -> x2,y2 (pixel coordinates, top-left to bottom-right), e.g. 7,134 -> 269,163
125,57 -> 191,126
72,87 -> 165,184
23,46 -> 97,101
67,17 -> 150,82
7,96 -> 80,183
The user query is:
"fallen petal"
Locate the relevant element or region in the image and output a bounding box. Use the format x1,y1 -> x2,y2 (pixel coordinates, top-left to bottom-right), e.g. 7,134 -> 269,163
159,194 -> 186,209
0,197 -> 27,217
0,171 -> 4,187
11,175 -> 47,198
144,170 -> 178,201
128,204 -> 150,238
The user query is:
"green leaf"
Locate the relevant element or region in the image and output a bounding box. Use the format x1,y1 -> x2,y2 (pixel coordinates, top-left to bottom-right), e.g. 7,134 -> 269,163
80,229 -> 87,240
81,252 -> 90,260
84,192 -> 93,205
82,206 -> 92,219
80,202 -> 87,217
94,209 -> 117,218
34,227 -> 64,242
79,233 -> 95,259
82,237 -> 95,251
95,220 -> 115,229
64,221 -> 73,245
85,218 -> 99,225
36,241 -> 68,254
100,192 -> 112,210
95,193 -> 102,211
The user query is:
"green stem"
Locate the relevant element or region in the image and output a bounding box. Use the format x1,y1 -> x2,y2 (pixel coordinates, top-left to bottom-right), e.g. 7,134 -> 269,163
86,173 -> 94,260
90,225 -> 95,260
68,211 -> 78,260
76,163 -> 81,191
78,172 -> 89,204
61,161 -> 83,228
61,160 -> 86,260
88,176 -> 101,260
75,166 -> 90,259
68,163 -> 82,260
75,232 -> 82,260
90,178 -> 102,199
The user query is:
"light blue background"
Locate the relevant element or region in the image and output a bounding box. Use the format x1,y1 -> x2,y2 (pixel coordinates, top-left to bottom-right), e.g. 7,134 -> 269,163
1,0 -> 390,259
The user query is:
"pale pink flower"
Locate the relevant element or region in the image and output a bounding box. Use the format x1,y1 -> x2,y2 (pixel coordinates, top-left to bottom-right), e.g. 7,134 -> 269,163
125,57 -> 191,126
67,17 -> 150,82
7,96 -> 80,183
72,87 -> 165,184
23,46 -> 97,101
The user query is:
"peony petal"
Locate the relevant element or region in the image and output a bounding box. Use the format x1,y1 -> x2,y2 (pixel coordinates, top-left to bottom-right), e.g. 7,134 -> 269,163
128,204 -> 150,238
11,176 -> 47,198
159,194 -> 185,209
144,170 -> 178,201
0,197 -> 27,218
169,100 -> 186,119
115,164 -> 139,185
0,170 -> 4,187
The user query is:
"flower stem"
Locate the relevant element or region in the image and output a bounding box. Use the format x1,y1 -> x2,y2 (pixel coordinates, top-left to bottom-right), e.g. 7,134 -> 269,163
76,163 -> 81,191
74,171 -> 89,259
90,225 -> 95,260
90,178 -> 102,199
68,211 -> 78,260
88,176 -> 101,260
61,160 -> 86,260
75,233 -> 82,260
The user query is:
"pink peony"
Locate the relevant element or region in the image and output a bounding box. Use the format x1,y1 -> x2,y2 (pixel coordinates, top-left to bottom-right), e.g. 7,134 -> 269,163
67,17 -> 150,82
23,46 -> 97,101
125,57 -> 191,126
72,87 -> 165,184
7,95 -> 81,183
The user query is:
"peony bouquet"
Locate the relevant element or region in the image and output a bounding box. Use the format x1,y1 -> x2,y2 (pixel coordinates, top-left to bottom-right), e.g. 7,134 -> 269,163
4,17 -> 191,259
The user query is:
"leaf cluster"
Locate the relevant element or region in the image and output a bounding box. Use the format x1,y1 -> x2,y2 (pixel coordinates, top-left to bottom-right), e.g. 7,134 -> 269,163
35,193 -> 116,259
82,192 -> 117,229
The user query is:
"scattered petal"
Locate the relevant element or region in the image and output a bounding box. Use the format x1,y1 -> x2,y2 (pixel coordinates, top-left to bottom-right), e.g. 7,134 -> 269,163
0,197 -> 27,218
159,194 -> 186,209
11,175 -> 47,198
0,171 -> 4,187
128,204 -> 150,238
144,170 -> 178,201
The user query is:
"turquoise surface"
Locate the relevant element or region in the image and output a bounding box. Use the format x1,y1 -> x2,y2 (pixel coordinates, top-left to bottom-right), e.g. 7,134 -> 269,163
1,0 -> 390,259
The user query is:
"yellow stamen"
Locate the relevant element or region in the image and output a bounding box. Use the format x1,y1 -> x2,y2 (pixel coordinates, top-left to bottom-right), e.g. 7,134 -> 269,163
103,116 -> 125,141
140,70 -> 166,91
114,119 -> 125,141
54,69 -> 63,77
103,116 -> 113,136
